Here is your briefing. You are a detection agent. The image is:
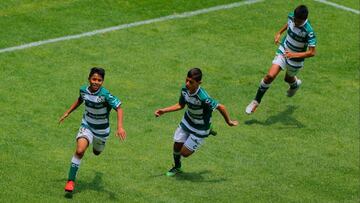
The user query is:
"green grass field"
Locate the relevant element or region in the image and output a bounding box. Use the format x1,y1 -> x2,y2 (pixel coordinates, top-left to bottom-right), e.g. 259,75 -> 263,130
0,0 -> 359,202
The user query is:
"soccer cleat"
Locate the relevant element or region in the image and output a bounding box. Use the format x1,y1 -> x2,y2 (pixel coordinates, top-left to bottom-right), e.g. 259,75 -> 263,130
209,129 -> 217,136
64,180 -> 75,192
166,166 -> 183,177
287,79 -> 302,97
209,124 -> 217,136
245,100 -> 259,115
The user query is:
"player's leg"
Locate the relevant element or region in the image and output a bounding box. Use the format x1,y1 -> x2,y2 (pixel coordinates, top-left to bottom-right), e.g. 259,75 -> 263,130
246,62 -> 283,114
284,67 -> 302,97
166,142 -> 185,177
180,145 -> 193,157
257,63 -> 282,101
65,127 -> 92,192
167,133 -> 204,177
173,142 -> 183,168
181,134 -> 204,157
166,127 -> 188,176
92,136 -> 107,156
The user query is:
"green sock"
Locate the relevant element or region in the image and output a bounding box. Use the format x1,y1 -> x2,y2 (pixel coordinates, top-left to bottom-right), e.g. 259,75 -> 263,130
68,156 -> 81,181
173,151 -> 181,168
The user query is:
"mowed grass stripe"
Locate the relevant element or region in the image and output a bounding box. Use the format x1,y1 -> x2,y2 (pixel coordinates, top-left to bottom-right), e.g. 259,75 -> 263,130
313,0 -> 360,14
0,0 -> 263,54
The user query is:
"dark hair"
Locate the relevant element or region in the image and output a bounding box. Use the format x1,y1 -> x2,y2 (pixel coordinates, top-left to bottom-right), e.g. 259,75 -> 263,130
187,68 -> 202,82
89,67 -> 105,79
294,5 -> 308,20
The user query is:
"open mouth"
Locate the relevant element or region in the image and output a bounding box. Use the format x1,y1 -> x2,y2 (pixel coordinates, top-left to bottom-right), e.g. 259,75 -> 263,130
91,84 -> 99,90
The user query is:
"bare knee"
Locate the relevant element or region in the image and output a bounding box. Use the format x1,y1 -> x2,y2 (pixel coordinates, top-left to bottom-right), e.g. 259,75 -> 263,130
181,152 -> 191,158
264,74 -> 275,84
75,150 -> 85,159
180,147 -> 193,157
75,137 -> 89,159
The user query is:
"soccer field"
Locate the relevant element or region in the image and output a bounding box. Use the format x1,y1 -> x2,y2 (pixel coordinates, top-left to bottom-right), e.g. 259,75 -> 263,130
0,0 -> 359,202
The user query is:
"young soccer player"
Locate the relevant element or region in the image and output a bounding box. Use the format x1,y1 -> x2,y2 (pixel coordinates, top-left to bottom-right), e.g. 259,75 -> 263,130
155,68 -> 238,177
59,67 -> 126,192
245,5 -> 316,114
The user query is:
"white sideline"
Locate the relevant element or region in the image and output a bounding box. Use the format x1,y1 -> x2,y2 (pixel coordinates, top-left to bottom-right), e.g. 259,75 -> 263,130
0,0 -> 264,54
313,0 -> 360,14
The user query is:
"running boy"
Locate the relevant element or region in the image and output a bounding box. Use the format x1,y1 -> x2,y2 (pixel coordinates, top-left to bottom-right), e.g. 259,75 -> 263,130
245,5 -> 316,114
155,68 -> 238,176
59,67 -> 126,192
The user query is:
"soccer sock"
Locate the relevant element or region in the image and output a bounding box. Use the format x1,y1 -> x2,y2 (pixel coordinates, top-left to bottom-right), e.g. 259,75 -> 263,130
254,79 -> 270,103
68,156 -> 81,181
289,80 -> 299,89
173,151 -> 181,168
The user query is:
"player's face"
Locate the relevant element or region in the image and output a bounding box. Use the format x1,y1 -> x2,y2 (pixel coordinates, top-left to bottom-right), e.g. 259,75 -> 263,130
294,18 -> 306,27
88,73 -> 103,92
185,77 -> 200,94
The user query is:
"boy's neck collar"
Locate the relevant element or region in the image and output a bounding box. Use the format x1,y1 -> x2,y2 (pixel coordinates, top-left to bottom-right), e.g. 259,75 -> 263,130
296,19 -> 308,27
188,86 -> 200,96
87,86 -> 101,94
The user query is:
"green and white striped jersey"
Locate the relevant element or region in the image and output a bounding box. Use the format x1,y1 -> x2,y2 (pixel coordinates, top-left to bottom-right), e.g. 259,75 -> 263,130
178,85 -> 219,138
79,85 -> 121,137
277,12 -> 317,68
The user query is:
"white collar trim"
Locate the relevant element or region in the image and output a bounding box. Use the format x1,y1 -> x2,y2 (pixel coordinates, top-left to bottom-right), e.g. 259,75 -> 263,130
86,86 -> 101,95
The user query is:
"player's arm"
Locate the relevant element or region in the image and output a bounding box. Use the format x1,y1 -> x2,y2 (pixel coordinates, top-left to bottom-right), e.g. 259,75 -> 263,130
274,23 -> 288,44
154,103 -> 185,117
285,46 -> 316,59
115,106 -> 126,141
216,104 -> 238,126
59,97 -> 83,124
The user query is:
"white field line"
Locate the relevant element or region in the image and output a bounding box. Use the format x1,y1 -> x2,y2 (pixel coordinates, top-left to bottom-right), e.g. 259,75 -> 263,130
313,0 -> 360,14
0,0 -> 264,54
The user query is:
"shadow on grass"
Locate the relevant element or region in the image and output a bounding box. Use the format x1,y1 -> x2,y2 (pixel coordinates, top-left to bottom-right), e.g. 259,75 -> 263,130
150,170 -> 226,183
63,171 -> 118,201
244,105 -> 305,128
175,170 -> 226,183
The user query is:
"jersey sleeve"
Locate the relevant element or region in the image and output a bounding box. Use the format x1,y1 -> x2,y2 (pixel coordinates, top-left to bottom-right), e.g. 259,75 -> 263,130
204,97 -> 218,111
307,31 -> 316,47
78,87 -> 85,102
105,92 -> 121,110
179,91 -> 186,105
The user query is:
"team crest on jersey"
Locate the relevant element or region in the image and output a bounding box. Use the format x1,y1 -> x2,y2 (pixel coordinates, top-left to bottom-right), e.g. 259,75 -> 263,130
97,96 -> 105,103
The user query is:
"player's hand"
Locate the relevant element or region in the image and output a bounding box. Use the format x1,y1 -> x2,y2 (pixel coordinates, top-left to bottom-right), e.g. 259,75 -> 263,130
284,49 -> 296,59
227,120 -> 238,126
58,113 -> 69,124
154,109 -> 165,117
274,33 -> 281,44
116,128 -> 126,141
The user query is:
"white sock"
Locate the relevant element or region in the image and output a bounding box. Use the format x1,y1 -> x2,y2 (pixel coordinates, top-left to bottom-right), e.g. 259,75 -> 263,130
71,156 -> 81,166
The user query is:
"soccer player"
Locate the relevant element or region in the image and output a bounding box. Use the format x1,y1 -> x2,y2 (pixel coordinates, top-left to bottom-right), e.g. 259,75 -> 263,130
59,67 -> 126,192
245,5 -> 316,114
154,68 -> 238,177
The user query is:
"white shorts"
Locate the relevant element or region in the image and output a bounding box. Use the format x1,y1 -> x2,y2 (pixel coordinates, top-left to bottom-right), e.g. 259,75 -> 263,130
272,54 -> 303,77
76,127 -> 108,152
173,127 -> 204,152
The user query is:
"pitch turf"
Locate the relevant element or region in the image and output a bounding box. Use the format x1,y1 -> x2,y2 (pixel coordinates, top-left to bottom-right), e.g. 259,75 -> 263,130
0,0 -> 358,202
